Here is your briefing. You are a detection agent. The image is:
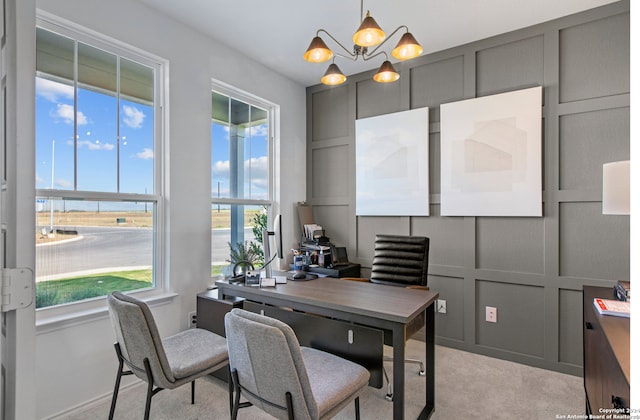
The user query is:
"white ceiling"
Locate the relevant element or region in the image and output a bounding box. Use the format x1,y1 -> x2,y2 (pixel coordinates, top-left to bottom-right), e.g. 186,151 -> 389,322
138,0 -> 620,87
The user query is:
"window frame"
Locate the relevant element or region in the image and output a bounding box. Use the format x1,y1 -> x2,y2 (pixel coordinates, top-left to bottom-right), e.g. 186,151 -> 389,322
210,80 -> 280,268
35,12 -> 170,326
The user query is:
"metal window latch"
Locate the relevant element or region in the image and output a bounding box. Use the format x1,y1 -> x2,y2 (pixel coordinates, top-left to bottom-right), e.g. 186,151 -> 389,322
1,268 -> 33,312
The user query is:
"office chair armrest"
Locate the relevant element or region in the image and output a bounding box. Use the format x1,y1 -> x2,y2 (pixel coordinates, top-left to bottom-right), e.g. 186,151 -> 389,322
340,277 -> 370,282
406,285 -> 429,290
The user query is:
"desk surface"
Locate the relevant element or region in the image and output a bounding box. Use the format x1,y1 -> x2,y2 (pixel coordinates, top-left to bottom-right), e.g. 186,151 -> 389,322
216,275 -> 438,420
216,276 -> 438,325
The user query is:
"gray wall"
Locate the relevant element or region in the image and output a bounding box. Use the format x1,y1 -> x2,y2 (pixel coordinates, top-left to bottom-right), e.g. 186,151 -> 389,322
306,0 -> 629,375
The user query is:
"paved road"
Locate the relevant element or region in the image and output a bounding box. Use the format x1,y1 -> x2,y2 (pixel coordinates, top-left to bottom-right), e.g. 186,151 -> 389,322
36,226 -> 255,279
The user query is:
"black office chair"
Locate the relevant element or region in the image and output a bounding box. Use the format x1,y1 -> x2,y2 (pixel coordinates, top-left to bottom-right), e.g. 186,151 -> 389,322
342,234 -> 430,401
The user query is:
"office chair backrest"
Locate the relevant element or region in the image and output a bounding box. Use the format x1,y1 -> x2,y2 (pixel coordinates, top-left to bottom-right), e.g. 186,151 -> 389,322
107,291 -> 175,387
224,308 -> 318,420
370,234 -> 430,287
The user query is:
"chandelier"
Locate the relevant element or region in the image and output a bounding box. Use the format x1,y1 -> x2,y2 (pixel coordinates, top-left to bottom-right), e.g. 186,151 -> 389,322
304,0 -> 423,86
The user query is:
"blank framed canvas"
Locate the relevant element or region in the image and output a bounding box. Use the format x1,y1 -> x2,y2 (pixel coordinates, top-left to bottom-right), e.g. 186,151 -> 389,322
355,107 -> 429,216
440,86 -> 542,216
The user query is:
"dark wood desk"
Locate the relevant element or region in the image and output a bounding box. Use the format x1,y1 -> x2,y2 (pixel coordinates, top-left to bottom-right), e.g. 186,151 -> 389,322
216,276 -> 439,420
583,286 -> 630,414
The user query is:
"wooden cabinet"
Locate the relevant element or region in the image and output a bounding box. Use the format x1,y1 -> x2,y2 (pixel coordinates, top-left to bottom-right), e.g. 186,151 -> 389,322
583,286 -> 630,414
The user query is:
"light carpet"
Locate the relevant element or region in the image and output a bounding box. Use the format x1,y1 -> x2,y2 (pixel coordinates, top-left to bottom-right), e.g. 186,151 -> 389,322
60,341 -> 584,419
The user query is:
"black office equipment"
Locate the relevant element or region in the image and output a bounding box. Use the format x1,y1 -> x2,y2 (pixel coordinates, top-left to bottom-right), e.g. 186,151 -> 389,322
331,245 -> 349,266
287,271 -> 318,281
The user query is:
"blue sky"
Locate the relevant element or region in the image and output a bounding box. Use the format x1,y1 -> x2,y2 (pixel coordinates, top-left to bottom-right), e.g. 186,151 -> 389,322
211,119 -> 269,201
36,76 -> 270,203
35,77 -> 154,195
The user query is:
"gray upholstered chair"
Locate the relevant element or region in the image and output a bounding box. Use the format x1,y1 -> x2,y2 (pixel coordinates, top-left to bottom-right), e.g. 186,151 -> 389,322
342,234 -> 430,401
106,291 -> 230,420
224,308 -> 370,420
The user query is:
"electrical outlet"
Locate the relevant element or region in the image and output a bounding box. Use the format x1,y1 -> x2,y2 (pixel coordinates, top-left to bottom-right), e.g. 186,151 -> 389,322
188,311 -> 197,329
437,299 -> 447,314
485,306 -> 497,323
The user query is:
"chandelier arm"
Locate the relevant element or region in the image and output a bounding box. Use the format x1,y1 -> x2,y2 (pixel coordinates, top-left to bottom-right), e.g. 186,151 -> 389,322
333,52 -> 359,62
316,29 -> 358,59
361,50 -> 388,62
362,25 -> 409,59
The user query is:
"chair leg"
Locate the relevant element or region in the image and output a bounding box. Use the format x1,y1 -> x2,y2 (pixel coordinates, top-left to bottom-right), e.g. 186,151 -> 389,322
143,378 -> 154,420
285,392 -> 294,420
382,356 -> 425,401
108,344 -> 125,420
227,366 -> 234,417
191,380 -> 196,404
231,369 -> 241,420
141,358 -> 165,420
383,367 -> 393,401
355,396 -> 361,420
404,357 -> 426,375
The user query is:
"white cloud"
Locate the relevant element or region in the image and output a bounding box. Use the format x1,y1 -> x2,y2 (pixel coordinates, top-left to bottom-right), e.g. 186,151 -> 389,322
36,78 -> 73,102
56,178 -> 73,188
136,148 -> 154,159
77,140 -> 114,151
35,172 -> 44,185
245,156 -> 268,176
53,104 -> 88,125
211,156 -> 269,191
212,160 -> 230,176
122,105 -> 145,128
249,124 -> 268,137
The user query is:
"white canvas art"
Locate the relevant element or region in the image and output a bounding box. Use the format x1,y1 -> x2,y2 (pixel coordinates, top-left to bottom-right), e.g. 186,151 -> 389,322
355,107 -> 429,216
440,86 -> 542,216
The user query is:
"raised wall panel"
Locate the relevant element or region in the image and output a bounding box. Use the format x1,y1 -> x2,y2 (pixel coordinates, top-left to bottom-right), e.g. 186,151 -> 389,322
559,12 -> 630,103
311,86 -> 349,141
559,202 -> 630,279
311,145 -> 349,198
559,107 -> 630,190
313,205 -> 350,249
356,78 -> 402,119
476,280 -> 545,357
558,289 -> 583,366
429,275 -> 465,342
429,132 -> 441,195
476,35 -> 544,97
476,217 -> 544,274
410,56 -> 465,122
355,216 -> 409,261
306,1 -> 629,376
412,206 -> 465,268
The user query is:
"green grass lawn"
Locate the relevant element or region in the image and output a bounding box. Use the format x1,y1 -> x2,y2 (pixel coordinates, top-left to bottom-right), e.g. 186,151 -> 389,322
36,269 -> 152,308
36,266 -> 229,308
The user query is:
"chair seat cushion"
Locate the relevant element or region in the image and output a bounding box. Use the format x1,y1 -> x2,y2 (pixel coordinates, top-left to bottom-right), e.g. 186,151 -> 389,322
162,328 -> 228,380
301,347 -> 370,419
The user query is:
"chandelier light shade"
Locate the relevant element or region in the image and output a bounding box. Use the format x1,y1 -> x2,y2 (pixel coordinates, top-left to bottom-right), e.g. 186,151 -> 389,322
353,11 -> 386,47
321,63 -> 347,86
392,32 -> 423,60
304,36 -> 333,63
373,60 -> 399,83
304,0 -> 423,86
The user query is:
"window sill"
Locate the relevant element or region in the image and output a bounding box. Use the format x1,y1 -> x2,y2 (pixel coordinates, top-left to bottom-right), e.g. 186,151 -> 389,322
36,290 -> 178,334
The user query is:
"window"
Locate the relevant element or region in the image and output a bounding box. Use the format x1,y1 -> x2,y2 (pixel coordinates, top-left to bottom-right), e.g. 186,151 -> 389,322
35,21 -> 165,309
210,85 -> 277,276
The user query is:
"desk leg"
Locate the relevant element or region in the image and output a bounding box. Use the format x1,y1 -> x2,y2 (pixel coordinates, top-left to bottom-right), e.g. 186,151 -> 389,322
420,304 -> 435,419
392,323 -> 406,420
